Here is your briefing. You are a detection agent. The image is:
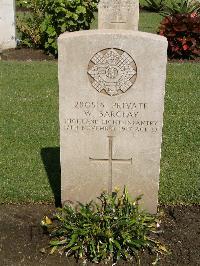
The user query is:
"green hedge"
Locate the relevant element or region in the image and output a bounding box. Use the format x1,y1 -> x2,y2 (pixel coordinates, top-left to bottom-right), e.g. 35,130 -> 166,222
17,0 -> 99,55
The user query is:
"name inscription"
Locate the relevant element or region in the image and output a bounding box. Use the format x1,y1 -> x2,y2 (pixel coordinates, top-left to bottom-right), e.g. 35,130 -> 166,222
64,101 -> 159,135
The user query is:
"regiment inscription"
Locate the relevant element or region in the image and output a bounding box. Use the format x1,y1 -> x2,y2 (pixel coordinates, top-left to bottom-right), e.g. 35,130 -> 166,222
64,101 -> 159,135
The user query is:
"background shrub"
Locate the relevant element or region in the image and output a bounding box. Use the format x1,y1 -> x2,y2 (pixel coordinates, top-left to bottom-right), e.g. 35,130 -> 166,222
16,0 -> 33,9
17,0 -> 99,56
142,0 -> 165,12
159,13 -> 200,59
162,0 -> 200,16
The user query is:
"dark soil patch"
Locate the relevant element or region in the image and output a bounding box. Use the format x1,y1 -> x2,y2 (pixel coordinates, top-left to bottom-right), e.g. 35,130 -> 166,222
0,204 -> 199,266
1,48 -> 200,63
168,58 -> 200,63
16,7 -> 32,12
0,48 -> 55,61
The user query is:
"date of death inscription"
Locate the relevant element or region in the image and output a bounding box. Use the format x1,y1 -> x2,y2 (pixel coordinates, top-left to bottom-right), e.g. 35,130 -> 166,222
64,101 -> 160,134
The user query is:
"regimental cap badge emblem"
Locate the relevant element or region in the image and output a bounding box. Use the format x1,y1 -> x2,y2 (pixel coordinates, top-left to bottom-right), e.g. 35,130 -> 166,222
88,48 -> 137,96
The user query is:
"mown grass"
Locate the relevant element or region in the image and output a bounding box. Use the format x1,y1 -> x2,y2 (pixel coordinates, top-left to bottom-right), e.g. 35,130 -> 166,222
160,63 -> 200,204
0,61 -> 199,204
0,62 -> 59,202
139,12 -> 163,33
1,9 -> 200,204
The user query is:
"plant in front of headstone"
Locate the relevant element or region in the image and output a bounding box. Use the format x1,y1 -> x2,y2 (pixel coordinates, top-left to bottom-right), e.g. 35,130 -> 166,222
158,12 -> 200,59
41,188 -> 167,264
16,0 -> 99,56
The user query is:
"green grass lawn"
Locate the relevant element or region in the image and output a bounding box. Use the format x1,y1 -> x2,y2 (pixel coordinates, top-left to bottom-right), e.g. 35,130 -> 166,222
0,61 -> 199,204
139,12 -> 163,33
0,62 -> 59,202
1,9 -> 200,205
160,63 -> 200,204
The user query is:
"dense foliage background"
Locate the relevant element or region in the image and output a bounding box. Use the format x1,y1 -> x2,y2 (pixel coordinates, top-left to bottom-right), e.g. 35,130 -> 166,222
17,0 -> 99,55
16,0 -> 200,58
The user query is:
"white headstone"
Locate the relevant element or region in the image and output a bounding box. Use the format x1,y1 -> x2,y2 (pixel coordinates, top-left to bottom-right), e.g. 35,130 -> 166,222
98,0 -> 139,30
58,29 -> 167,213
0,0 -> 16,50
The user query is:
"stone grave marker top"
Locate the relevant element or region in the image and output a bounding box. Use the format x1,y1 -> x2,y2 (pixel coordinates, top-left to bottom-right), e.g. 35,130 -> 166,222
0,0 -> 16,50
98,0 -> 139,30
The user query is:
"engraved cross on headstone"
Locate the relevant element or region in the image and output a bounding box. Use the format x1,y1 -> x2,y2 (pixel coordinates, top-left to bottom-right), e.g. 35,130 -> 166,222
89,136 -> 132,193
98,0 -> 139,30
111,1 -> 126,25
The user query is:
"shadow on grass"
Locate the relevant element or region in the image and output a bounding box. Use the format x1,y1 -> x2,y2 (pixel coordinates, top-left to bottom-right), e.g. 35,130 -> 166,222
41,147 -> 61,207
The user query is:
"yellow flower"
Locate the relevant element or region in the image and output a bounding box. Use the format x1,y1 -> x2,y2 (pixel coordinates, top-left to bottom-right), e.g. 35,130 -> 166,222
114,186 -> 120,193
41,216 -> 52,226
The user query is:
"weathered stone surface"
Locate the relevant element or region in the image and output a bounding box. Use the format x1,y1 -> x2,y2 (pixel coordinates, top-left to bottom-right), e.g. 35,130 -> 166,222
98,0 -> 139,30
0,0 -> 16,50
58,30 -> 167,213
